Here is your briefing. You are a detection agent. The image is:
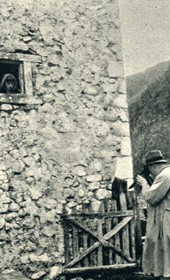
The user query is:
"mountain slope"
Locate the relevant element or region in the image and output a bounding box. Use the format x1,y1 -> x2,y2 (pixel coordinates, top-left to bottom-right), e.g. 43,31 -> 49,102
126,60 -> 170,105
128,64 -> 170,176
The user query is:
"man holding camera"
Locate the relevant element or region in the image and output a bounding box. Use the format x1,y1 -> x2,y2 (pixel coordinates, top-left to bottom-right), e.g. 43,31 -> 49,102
136,150 -> 170,280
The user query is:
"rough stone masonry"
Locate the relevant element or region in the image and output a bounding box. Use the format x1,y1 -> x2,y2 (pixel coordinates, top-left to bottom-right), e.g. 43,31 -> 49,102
0,0 -> 133,279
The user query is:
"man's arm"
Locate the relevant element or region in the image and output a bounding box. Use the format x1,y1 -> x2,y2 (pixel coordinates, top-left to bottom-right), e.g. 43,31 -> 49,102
145,173 -> 170,206
137,171 -> 170,206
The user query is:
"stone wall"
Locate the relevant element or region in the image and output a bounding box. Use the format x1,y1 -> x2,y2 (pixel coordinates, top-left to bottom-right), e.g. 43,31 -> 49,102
0,0 -> 133,279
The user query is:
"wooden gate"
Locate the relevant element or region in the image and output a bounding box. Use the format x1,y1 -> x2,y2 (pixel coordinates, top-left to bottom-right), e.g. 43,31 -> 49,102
62,178 -> 142,276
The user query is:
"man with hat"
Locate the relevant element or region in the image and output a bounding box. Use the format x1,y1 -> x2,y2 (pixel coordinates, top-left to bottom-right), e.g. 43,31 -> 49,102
137,150 -> 170,280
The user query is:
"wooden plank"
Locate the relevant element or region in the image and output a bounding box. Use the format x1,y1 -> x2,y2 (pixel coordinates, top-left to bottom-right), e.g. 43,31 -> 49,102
97,200 -> 104,266
120,192 -> 130,263
0,59 -> 20,65
103,198 -> 112,265
62,210 -> 133,219
0,52 -> 41,62
0,94 -> 42,105
82,214 -> 89,267
69,227 -> 74,261
133,191 -> 143,265
105,239 -> 134,263
97,218 -> 103,266
82,203 -> 94,267
89,218 -> 98,267
115,232 -> 122,264
19,62 -> 24,94
23,61 -> 33,96
103,216 -> 133,241
72,226 -> 79,264
111,177 -> 128,264
64,263 -> 137,274
63,221 -> 71,264
110,199 -> 118,264
105,216 -> 112,265
129,218 -> 136,260
65,217 -> 98,240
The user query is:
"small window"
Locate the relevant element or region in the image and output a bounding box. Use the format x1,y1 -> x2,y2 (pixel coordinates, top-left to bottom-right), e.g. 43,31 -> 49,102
0,60 -> 23,94
0,52 -> 42,105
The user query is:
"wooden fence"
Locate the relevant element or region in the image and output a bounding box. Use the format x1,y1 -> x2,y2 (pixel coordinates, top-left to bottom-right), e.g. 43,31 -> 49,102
62,177 -> 143,277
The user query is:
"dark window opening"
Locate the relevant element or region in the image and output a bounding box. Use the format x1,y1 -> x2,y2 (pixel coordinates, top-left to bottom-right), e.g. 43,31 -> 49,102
0,60 -> 23,94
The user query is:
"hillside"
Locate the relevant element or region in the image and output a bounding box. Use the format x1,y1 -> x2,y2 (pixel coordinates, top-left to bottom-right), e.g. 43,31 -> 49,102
128,64 -> 170,176
126,61 -> 170,105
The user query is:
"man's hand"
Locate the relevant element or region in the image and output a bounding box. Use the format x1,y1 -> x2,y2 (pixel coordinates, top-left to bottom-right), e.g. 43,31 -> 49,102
136,175 -> 148,187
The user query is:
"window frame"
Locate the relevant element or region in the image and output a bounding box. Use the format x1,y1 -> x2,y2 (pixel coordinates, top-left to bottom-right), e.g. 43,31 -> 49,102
0,52 -> 42,105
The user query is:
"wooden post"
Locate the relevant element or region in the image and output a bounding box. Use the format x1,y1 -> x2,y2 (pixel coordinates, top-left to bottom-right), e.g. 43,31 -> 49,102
97,201 -> 104,266
111,199 -> 121,264
129,218 -> 136,260
82,203 -> 90,267
63,220 -> 71,264
72,226 -> 79,266
104,198 -> 113,265
23,61 -> 33,96
133,190 -> 143,266
120,191 -> 130,263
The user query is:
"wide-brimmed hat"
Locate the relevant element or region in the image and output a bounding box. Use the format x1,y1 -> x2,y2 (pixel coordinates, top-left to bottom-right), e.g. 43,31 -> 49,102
145,150 -> 167,165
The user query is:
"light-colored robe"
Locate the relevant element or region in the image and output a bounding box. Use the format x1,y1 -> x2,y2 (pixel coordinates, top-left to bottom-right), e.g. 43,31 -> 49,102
142,165 -> 170,277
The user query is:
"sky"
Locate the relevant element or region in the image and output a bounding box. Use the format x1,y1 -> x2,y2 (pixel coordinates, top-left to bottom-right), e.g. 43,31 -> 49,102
119,0 -> 170,76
